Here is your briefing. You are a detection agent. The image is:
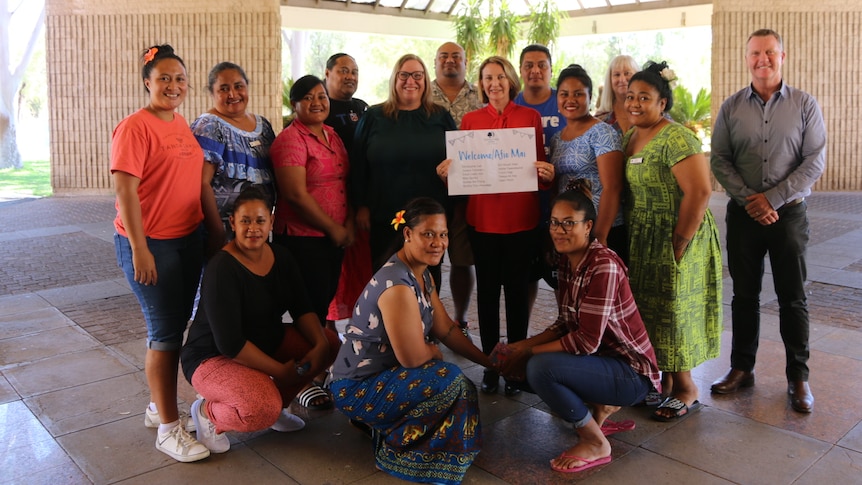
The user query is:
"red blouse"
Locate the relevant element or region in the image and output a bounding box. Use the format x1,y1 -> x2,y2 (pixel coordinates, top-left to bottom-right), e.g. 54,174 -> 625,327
460,102 -> 547,234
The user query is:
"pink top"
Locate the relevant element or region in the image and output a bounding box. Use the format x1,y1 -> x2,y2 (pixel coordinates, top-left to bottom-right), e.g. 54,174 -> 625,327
270,118 -> 349,237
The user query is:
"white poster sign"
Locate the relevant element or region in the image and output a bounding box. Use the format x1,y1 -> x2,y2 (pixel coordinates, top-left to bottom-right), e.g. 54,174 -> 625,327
445,128 -> 538,196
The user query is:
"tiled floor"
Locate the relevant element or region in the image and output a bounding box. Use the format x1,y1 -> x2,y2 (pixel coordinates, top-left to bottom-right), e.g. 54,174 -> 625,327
2,193 -> 862,484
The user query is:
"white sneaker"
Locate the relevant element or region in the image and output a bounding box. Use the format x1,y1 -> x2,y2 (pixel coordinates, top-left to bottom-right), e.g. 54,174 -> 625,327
155,423 -> 210,462
270,410 -> 306,432
191,399 -> 230,453
144,406 -> 196,432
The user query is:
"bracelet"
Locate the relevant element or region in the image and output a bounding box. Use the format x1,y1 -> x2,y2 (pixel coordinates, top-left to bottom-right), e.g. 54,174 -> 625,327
440,324 -> 457,343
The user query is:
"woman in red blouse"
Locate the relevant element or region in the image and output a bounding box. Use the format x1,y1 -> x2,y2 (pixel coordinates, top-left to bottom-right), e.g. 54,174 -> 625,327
437,56 -> 554,396
499,180 -> 660,474
270,75 -> 352,410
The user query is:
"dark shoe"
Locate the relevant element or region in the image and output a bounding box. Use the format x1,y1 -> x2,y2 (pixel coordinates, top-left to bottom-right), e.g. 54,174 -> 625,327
710,369 -> 755,394
788,380 -> 814,413
481,370 -> 499,394
504,383 -> 521,396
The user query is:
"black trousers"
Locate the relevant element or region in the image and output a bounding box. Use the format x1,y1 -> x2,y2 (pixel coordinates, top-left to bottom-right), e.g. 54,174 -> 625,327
468,227 -> 537,354
273,234 -> 344,325
725,200 -> 810,381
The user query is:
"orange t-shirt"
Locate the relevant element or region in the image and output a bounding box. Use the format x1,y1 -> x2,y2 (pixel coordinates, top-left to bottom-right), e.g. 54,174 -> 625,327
111,109 -> 204,239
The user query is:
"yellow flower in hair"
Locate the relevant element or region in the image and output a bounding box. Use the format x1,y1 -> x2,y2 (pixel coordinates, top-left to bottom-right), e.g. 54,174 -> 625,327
391,210 -> 406,230
143,47 -> 158,64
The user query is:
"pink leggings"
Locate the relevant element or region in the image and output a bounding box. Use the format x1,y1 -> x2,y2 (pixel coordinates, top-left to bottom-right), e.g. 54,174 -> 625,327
191,325 -> 341,433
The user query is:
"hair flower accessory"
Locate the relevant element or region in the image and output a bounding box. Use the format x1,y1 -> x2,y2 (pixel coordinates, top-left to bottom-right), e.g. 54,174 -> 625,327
391,210 -> 406,230
659,67 -> 678,89
143,47 -> 158,64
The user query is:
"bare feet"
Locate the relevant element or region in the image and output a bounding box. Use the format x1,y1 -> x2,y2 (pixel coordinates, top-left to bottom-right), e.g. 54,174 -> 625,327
550,420 -> 611,471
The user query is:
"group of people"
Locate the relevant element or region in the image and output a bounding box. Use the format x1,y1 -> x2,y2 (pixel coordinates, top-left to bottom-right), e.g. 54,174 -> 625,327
110,26 -> 824,483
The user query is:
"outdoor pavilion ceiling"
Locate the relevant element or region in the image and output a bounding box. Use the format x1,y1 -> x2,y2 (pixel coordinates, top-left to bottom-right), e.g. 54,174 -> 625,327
280,0 -> 713,22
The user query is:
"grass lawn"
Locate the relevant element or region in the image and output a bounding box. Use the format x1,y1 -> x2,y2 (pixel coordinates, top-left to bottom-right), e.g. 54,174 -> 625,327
0,160 -> 52,197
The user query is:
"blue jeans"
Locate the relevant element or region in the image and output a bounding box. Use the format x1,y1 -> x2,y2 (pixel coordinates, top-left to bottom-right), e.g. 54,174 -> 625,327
527,352 -> 650,428
726,200 -> 810,380
114,229 -> 202,351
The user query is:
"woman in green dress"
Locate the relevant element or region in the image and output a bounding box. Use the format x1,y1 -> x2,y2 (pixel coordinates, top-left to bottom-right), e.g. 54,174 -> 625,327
622,61 -> 722,421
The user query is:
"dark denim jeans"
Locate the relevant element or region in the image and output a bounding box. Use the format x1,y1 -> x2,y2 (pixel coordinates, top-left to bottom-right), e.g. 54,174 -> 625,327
726,200 -> 810,381
527,353 -> 650,428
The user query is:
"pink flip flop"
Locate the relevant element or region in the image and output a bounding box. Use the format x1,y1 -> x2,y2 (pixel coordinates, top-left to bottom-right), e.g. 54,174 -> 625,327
600,418 -> 636,436
550,454 -> 612,473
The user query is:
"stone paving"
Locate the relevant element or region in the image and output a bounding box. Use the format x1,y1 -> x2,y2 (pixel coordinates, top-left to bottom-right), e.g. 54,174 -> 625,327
2,192 -> 862,484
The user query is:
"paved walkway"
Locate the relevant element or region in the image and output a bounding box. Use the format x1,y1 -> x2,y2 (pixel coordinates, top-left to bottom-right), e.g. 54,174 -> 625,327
2,192 -> 862,484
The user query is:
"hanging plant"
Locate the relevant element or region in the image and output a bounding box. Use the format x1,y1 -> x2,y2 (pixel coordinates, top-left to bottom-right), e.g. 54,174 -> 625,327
452,0 -> 486,69
486,0 -> 521,59
527,0 -> 565,50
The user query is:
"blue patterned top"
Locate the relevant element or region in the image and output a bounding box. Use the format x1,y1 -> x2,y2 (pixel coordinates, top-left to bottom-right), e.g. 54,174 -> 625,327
190,113 -> 276,226
331,254 -> 435,380
550,122 -> 623,227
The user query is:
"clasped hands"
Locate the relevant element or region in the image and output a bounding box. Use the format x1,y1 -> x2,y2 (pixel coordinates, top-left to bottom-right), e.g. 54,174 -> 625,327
745,193 -> 778,226
492,341 -> 533,382
436,159 -> 555,184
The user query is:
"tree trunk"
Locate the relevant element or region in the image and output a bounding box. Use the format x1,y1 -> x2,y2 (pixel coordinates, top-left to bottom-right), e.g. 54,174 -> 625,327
0,112 -> 23,169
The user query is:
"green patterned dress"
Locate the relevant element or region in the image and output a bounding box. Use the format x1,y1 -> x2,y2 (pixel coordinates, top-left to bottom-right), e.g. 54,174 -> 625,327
623,123 -> 722,372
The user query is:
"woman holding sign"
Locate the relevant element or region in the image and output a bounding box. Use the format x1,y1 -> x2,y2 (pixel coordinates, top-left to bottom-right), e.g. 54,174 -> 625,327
437,56 -> 554,396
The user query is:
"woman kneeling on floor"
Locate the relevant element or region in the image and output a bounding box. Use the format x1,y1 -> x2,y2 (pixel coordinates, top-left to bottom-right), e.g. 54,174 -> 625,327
180,187 -> 341,453
498,180 -> 661,473
330,197 -> 496,485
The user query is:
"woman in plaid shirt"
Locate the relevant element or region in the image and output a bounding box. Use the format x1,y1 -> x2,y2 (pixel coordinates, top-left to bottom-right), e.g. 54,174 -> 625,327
500,180 -> 660,474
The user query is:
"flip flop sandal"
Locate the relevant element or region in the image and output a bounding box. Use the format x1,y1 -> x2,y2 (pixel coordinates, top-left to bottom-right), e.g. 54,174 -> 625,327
550,454 -> 612,473
295,384 -> 334,411
652,397 -> 702,422
600,418 -> 636,436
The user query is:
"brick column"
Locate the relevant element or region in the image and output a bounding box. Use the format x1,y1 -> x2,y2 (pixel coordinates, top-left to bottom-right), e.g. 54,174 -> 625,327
45,0 -> 282,194
712,0 -> 862,191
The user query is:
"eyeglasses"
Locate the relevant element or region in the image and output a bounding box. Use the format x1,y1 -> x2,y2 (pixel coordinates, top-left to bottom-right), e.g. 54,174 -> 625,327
397,70 -> 425,81
548,219 -> 587,232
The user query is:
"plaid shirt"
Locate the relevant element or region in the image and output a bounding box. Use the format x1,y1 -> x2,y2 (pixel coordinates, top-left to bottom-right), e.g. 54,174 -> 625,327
547,240 -> 661,392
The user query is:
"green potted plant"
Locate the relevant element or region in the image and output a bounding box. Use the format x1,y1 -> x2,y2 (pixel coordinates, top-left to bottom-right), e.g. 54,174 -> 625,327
486,0 -> 521,59
526,0 -> 565,50
669,84 -> 711,138
453,0 -> 486,73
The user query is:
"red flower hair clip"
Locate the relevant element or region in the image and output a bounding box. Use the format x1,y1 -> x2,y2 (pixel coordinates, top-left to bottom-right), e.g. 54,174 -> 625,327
143,47 -> 158,64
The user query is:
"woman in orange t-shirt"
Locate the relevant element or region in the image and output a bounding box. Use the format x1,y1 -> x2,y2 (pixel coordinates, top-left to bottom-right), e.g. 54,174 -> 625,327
110,44 -> 209,463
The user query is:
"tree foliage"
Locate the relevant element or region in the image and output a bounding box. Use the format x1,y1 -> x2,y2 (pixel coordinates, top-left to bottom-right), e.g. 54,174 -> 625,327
526,0 -> 565,50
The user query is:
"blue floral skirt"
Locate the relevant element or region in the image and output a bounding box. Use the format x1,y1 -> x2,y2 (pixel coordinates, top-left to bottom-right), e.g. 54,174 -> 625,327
331,360 -> 481,484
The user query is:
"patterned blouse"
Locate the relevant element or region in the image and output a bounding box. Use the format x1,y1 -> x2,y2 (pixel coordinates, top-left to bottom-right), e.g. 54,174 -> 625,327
190,113 -> 276,226
270,118 -> 349,237
549,122 -> 623,227
331,255 -> 435,381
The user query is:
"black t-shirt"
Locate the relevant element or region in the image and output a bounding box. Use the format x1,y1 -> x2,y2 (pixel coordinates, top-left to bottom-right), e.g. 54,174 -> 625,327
180,244 -> 314,383
325,97 -> 368,153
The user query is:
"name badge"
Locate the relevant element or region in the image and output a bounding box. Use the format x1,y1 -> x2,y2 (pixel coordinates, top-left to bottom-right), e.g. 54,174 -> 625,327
249,140 -> 261,147
629,157 -> 643,164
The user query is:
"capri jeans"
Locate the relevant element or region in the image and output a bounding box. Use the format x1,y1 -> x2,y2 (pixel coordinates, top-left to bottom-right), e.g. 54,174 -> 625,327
114,229 -> 202,351
527,352 -> 651,428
